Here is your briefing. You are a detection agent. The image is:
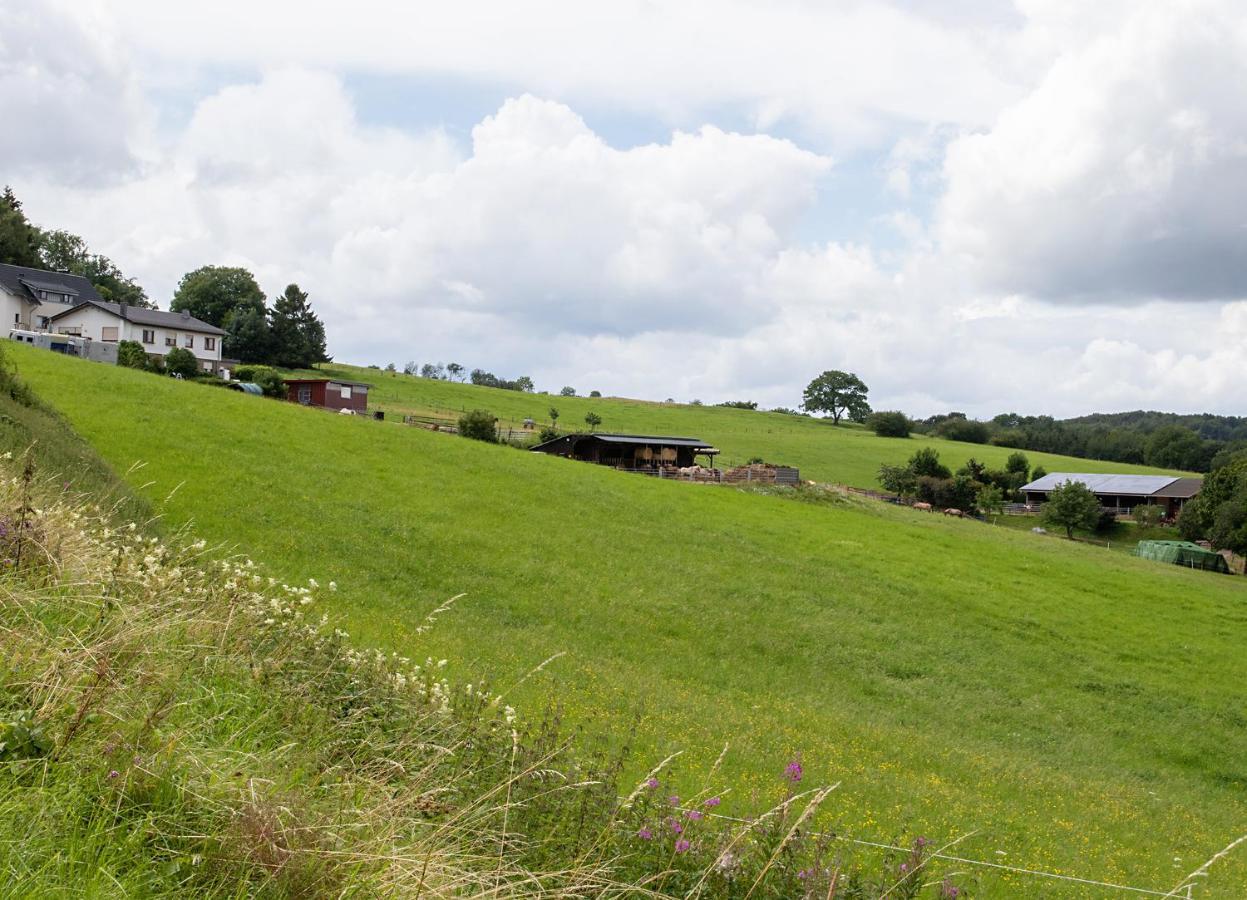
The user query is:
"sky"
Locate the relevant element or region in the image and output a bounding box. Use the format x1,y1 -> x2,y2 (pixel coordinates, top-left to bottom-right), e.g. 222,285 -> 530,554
2,0 -> 1246,417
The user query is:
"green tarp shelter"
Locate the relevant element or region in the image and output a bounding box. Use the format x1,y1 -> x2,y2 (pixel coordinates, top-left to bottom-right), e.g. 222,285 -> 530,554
1134,540 -> 1230,573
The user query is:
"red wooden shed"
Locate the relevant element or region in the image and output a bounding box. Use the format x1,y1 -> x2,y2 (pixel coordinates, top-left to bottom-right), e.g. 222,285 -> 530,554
282,378 -> 371,413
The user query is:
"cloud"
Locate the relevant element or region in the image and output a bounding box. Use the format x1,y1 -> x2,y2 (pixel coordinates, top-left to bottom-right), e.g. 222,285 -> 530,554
938,0 -> 1247,302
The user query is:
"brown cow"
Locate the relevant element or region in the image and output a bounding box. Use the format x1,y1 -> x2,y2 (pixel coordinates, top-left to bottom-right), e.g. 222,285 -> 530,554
943,508 -> 963,517
912,502 -> 933,512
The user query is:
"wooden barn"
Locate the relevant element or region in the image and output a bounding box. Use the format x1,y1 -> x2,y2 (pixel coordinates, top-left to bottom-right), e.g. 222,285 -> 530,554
530,433 -> 719,471
282,378 -> 371,414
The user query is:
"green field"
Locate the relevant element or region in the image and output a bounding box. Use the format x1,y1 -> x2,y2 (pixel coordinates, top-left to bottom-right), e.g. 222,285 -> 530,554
302,362 -> 1190,488
9,343 -> 1247,896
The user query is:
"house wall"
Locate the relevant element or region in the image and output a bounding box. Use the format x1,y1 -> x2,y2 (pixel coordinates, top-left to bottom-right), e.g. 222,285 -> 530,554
1,287 -> 38,331
285,381 -> 369,412
51,307 -> 224,372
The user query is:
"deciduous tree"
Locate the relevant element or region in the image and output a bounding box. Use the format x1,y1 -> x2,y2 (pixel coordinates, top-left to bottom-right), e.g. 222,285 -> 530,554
802,370 -> 870,424
1042,480 -> 1102,539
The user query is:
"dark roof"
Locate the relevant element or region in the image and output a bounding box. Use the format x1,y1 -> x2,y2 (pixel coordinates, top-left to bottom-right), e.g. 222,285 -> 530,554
229,382 -> 265,395
1150,477 -> 1203,499
531,432 -> 717,452
47,299 -> 227,335
282,377 -> 372,388
0,263 -> 101,306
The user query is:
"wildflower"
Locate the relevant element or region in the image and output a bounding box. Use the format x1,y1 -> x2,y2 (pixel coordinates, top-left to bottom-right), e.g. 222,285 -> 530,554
637,828 -> 653,840
715,850 -> 739,875
107,770 -> 120,779
675,839 -> 691,853
664,817 -> 683,834
797,869 -> 810,880
899,863 -> 909,875
685,810 -> 703,821
704,796 -> 721,807
646,777 -> 660,789
941,879 -> 960,899
668,794 -> 680,806
784,760 -> 803,782
328,581 -> 337,591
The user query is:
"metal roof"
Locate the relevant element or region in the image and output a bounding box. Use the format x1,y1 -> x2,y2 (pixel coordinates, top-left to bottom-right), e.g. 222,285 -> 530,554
1020,472 -> 1180,496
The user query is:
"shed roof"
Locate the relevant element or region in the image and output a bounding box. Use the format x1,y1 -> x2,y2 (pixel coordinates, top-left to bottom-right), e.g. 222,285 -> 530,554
1020,472 -> 1181,496
282,377 -> 373,388
48,299 -> 227,335
0,263 -> 101,306
530,432 -> 717,452
1149,477 -> 1203,499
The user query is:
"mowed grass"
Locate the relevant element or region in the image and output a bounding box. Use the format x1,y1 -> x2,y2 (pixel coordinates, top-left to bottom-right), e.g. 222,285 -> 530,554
11,343 -> 1247,896
300,361 -> 1192,488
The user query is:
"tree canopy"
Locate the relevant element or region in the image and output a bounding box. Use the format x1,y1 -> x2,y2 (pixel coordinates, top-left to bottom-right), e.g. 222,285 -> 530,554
0,186 -> 43,268
171,266 -> 265,329
267,283 -> 329,369
802,370 -> 870,424
38,229 -> 152,308
1042,480 -> 1103,539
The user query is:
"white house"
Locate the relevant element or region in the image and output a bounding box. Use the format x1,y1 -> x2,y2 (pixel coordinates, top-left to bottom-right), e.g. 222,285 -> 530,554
0,263 -> 97,331
48,300 -> 229,375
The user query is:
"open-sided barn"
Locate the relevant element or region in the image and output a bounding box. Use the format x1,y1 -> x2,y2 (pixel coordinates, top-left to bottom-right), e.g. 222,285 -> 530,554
530,433 -> 719,471
1020,473 -> 1202,517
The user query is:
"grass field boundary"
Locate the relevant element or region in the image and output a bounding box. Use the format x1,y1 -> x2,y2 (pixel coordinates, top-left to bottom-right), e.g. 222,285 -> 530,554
661,802 -> 1192,897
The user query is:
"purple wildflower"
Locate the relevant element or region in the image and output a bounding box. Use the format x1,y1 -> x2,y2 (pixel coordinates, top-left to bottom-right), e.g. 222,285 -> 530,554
637,828 -> 653,840
899,862 -> 910,875
107,769 -> 120,779
685,809 -> 703,821
675,838 -> 691,853
646,777 -> 660,789
668,794 -> 680,806
941,879 -> 960,898
704,796 -> 721,807
797,869 -> 810,880
784,760 -> 803,782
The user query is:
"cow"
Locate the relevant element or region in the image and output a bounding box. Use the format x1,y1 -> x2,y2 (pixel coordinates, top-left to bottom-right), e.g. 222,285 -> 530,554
943,508 -> 963,517
912,502 -> 933,512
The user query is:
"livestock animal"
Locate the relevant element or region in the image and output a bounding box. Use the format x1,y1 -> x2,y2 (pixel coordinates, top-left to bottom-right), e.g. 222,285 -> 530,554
943,508 -> 963,517
912,502 -> 933,512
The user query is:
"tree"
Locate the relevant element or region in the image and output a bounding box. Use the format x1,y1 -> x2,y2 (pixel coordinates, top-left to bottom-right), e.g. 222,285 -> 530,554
1005,452 -> 1030,481
589,390 -> 602,398
1042,480 -> 1102,539
559,386 -> 576,397
420,364 -> 440,379
268,283 -> 329,369
514,376 -> 535,393
116,340 -> 149,370
976,484 -> 1005,522
957,457 -> 987,481
224,306 -> 272,364
403,361 -> 419,375
584,411 -> 602,431
867,410 -> 910,438
0,186 -> 42,267
164,347 -> 199,379
548,407 -> 560,426
801,370 -> 870,424
446,362 -> 465,382
1133,505 -> 1164,528
1031,465 -> 1048,480
38,229 -> 152,308
458,409 -> 497,443
907,448 -> 950,479
936,417 -> 990,444
878,464 -> 917,498
1144,425 -> 1203,470
171,266 -> 265,329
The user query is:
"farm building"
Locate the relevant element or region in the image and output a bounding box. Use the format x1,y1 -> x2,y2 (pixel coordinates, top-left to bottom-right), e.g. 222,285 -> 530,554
1020,473 -> 1202,517
531,433 -> 719,471
283,378 -> 371,413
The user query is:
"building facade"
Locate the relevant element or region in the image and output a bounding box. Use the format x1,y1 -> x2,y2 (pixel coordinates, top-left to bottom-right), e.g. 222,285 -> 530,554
282,378 -> 371,413
48,301 -> 228,375
0,264 -> 99,332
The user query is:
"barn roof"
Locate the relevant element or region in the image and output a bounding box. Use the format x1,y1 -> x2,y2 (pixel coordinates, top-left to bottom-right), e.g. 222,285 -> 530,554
1149,477 -> 1204,499
530,432 -> 718,452
1019,472 -> 1185,496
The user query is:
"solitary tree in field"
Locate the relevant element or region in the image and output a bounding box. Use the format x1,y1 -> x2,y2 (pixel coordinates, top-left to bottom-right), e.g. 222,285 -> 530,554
802,370 -> 870,424
446,362 -> 465,381
584,411 -> 602,432
560,386 -> 576,397
1042,480 -> 1102,539
549,407 -> 560,426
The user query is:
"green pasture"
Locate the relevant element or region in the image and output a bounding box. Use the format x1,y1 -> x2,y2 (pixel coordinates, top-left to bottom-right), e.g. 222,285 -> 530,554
9,343 -> 1246,896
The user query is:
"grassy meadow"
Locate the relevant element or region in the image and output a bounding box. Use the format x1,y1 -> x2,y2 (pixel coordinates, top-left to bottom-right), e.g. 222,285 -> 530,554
300,362 -> 1191,488
9,343 -> 1247,896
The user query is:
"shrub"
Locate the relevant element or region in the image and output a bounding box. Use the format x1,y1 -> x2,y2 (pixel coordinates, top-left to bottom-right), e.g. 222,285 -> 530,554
936,417 -> 990,444
868,410 -> 911,438
1005,451 -> 1030,480
908,447 -> 951,479
584,411 -> 602,431
233,365 -> 285,397
458,409 -> 497,442
1042,480 -> 1102,539
538,426 -> 559,443
116,340 -> 148,370
1133,505 -> 1165,528
163,347 -> 199,379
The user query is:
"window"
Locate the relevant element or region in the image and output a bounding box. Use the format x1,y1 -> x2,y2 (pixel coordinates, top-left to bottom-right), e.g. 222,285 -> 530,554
183,335 -> 193,349
204,337 -> 216,351
101,326 -> 119,342
142,329 -> 155,344
165,336 -> 176,347
297,386 -> 312,405
339,385 -> 352,399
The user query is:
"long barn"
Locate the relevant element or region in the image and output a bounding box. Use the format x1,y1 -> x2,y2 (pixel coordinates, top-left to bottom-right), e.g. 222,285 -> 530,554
530,433 -> 719,471
1020,473 -> 1202,517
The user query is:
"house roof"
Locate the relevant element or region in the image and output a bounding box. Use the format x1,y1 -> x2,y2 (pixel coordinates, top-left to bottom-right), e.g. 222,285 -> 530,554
48,299 -> 227,335
531,432 -> 718,452
0,263 -> 101,306
282,378 -> 372,388
1149,477 -> 1204,499
1019,472 -> 1196,497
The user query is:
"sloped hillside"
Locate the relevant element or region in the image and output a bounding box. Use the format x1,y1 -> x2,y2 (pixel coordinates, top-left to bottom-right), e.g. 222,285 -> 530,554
10,343 -> 1247,895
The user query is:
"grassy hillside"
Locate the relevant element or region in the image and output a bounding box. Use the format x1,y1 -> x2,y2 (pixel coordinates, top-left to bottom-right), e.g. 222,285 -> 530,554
300,362 -> 1190,488
11,343 -> 1247,896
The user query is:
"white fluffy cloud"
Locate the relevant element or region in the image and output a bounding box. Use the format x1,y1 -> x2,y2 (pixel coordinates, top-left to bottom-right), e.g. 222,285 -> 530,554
939,0 -> 1247,302
6,1 -> 1247,418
